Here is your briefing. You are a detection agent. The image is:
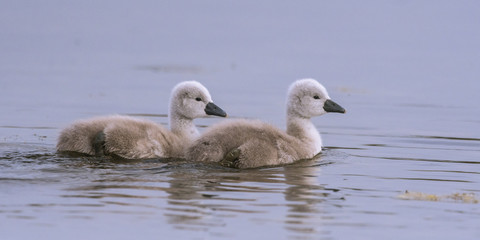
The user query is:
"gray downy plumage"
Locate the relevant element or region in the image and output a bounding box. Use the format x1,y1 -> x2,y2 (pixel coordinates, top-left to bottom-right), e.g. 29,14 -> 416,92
185,78 -> 345,168
56,81 -> 226,159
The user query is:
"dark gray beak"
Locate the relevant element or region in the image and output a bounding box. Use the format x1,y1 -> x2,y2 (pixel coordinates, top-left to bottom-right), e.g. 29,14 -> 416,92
323,99 -> 346,113
205,102 -> 227,117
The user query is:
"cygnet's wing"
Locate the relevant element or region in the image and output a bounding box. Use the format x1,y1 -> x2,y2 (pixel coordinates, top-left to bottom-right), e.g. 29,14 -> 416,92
103,117 -> 175,159
186,119 -> 306,168
56,116 -> 119,155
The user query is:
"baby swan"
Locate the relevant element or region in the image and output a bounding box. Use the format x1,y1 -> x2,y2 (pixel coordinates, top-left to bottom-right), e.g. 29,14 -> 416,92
185,78 -> 345,168
56,81 -> 227,159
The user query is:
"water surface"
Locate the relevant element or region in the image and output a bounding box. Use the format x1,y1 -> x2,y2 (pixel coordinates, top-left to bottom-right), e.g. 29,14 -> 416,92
1,1 -> 479,239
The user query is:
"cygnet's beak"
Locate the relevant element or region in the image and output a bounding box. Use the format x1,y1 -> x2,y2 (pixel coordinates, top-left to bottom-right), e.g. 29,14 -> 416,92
205,102 -> 227,117
323,99 -> 346,113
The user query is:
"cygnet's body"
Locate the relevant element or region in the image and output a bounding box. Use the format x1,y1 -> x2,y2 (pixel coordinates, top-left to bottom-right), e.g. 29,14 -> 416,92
57,81 -> 227,159
185,78 -> 345,168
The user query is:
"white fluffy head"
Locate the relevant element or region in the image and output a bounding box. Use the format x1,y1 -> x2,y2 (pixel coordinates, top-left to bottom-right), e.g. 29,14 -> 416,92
286,78 -> 331,118
169,81 -> 214,119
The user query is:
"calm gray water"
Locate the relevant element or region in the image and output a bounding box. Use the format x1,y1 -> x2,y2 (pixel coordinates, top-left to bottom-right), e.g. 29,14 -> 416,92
1,1 -> 479,239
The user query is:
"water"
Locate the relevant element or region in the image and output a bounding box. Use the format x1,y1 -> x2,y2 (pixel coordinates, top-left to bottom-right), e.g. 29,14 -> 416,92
1,1 -> 479,239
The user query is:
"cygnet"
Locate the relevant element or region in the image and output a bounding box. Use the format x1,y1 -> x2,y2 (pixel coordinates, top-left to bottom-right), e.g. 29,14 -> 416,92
185,78 -> 345,168
57,81 -> 227,159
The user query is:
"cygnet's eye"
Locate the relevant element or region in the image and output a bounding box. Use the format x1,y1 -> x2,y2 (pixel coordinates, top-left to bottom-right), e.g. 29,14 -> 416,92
195,97 -> 202,102
313,95 -> 320,100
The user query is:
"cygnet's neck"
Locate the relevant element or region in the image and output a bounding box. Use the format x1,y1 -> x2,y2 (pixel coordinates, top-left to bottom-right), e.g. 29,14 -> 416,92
169,112 -> 199,141
286,113 -> 322,154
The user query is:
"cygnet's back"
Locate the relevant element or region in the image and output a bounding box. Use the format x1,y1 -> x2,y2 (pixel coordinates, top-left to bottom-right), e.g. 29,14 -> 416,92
56,81 -> 226,159
185,78 -> 345,168
186,119 -> 310,168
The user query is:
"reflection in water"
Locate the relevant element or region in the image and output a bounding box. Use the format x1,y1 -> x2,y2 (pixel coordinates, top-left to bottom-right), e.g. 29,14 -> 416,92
11,152 -> 338,238
283,161 -> 328,235
1,130 -> 479,239
162,156 -> 339,237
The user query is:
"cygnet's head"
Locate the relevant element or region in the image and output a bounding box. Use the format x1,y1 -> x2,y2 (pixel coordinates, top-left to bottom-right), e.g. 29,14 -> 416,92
287,78 -> 345,118
169,81 -> 227,120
